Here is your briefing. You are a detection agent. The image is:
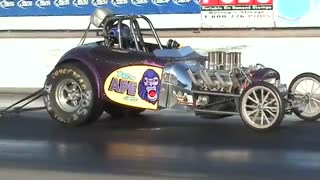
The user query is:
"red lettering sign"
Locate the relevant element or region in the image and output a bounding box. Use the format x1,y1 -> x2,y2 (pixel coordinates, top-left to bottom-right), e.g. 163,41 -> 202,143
253,0 -> 272,4
237,0 -> 254,4
201,0 -> 272,5
218,0 -> 236,4
201,0 -> 218,5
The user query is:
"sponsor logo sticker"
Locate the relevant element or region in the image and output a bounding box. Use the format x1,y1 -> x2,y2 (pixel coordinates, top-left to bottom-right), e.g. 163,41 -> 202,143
35,0 -> 51,8
54,0 -> 70,8
0,0 -> 15,9
91,0 -> 108,6
151,0 -> 170,6
111,0 -> 129,6
172,0 -> 191,5
131,0 -> 148,6
73,0 -> 89,7
17,0 -> 32,8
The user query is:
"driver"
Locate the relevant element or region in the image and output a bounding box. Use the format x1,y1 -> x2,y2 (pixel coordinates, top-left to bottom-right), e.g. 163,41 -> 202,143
107,23 -> 134,49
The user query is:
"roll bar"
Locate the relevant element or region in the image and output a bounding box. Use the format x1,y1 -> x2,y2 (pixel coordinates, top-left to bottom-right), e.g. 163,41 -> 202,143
102,15 -> 163,51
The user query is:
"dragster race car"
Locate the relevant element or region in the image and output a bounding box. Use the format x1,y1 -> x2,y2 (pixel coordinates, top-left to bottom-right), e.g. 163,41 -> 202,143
1,8 -> 320,132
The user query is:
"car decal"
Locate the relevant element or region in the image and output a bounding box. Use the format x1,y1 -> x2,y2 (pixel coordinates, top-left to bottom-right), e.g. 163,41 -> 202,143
104,65 -> 163,110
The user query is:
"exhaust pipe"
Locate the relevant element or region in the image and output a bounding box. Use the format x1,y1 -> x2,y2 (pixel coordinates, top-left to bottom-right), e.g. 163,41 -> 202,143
187,69 -> 200,86
214,72 -> 226,87
198,70 -> 210,86
201,69 -> 215,88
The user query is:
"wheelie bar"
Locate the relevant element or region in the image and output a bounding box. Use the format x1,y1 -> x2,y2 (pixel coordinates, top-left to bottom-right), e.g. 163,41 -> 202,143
0,88 -> 46,118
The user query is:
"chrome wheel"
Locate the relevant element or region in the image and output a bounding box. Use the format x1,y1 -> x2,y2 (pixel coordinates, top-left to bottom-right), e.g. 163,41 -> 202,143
55,79 -> 83,112
290,77 -> 320,118
241,86 -> 281,129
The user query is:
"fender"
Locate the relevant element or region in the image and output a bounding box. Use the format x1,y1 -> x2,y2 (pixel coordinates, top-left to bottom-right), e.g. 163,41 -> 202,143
55,43 -> 167,101
251,68 -> 281,82
56,45 -> 104,100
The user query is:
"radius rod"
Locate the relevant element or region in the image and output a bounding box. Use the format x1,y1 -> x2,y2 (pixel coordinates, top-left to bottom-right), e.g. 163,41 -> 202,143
0,88 -> 45,118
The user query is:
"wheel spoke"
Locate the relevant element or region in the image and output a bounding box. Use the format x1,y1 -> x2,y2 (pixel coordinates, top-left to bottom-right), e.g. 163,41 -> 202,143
248,109 -> 258,116
293,93 -> 305,98
311,81 -> 315,92
265,109 -> 276,118
308,102 -> 315,113
264,99 -> 276,106
71,83 -> 77,91
248,96 -> 259,105
66,96 -> 72,101
262,92 -> 270,104
312,85 -> 320,94
63,86 -> 72,93
260,111 -> 264,125
311,97 -> 320,104
312,100 -> 320,110
305,102 -> 310,113
253,90 -> 260,104
262,111 -> 270,124
295,90 -> 306,96
304,79 -> 309,92
252,111 -> 259,122
246,105 -> 257,109
263,106 -> 278,111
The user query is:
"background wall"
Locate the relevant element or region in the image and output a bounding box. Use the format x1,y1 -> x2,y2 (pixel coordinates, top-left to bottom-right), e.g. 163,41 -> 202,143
0,0 -> 319,90
0,0 -> 319,29
0,37 -> 318,89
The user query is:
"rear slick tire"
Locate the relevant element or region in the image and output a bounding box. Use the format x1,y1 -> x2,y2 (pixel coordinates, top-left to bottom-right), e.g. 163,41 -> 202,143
43,62 -> 103,127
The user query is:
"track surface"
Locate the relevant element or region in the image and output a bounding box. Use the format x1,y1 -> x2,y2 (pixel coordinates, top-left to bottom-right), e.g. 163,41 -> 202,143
0,94 -> 320,179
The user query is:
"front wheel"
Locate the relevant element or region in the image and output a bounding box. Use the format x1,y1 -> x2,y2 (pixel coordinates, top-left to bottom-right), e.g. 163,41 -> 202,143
288,73 -> 320,121
239,81 -> 285,131
43,62 -> 103,127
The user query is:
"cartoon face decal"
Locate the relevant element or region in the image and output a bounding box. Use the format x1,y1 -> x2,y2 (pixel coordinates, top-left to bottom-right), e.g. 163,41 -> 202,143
138,69 -> 161,104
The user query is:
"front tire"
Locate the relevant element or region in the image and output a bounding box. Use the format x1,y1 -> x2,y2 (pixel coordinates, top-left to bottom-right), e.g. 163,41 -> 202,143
239,81 -> 285,131
288,73 -> 320,121
43,62 -> 103,127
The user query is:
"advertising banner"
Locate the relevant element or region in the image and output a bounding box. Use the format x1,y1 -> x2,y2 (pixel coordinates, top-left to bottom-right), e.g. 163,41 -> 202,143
200,0 -> 274,28
275,0 -> 320,27
0,0 -> 201,16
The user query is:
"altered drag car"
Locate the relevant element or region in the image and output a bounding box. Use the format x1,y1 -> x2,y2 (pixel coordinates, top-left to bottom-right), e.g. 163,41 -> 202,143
2,8 -> 320,131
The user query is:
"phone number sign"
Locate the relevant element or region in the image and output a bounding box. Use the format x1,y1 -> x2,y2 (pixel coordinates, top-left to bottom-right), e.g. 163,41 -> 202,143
201,0 -> 274,28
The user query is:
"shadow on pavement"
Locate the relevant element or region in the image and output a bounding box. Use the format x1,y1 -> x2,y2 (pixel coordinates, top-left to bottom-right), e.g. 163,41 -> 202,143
0,110 -> 319,179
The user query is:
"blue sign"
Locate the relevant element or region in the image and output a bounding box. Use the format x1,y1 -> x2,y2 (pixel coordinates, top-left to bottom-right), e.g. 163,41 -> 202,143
276,0 -> 320,24
0,0 -> 201,16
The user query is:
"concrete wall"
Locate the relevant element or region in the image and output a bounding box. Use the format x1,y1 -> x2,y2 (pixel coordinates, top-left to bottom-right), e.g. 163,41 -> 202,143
0,37 -> 318,90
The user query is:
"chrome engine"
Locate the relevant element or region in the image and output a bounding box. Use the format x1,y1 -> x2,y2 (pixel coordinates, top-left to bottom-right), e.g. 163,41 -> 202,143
187,51 -> 287,107
188,51 -> 251,93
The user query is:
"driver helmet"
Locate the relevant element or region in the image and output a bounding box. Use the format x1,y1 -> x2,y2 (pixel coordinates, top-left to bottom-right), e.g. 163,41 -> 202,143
108,23 -> 133,48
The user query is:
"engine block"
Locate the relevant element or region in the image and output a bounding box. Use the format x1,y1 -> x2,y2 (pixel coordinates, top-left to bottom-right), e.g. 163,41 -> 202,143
187,51 -> 248,94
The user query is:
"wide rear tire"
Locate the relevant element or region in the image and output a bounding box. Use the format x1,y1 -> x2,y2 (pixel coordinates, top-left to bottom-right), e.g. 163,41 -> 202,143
43,62 -> 103,127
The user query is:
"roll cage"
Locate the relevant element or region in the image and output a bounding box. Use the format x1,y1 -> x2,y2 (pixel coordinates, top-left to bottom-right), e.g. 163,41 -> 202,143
101,15 -> 164,52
